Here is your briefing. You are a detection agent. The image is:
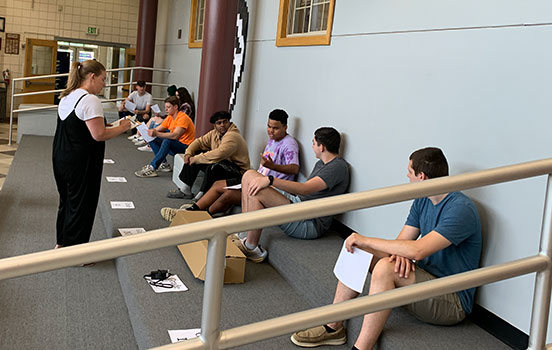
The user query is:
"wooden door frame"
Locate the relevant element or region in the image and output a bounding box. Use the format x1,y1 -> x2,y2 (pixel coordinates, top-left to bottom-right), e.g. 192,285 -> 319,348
22,38 -> 58,104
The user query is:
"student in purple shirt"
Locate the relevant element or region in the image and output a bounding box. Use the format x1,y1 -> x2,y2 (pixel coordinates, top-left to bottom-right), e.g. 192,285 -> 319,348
160,109 -> 300,220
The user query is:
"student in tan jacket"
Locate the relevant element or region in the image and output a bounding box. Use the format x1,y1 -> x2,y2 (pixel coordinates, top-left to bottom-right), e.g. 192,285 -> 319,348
167,111 -> 250,201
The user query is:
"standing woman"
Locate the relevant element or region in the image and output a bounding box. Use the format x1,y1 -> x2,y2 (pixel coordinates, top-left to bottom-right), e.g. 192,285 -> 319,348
53,60 -> 130,248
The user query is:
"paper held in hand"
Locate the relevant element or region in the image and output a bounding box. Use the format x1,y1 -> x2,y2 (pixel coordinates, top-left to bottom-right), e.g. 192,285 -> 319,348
151,104 -> 166,116
333,241 -> 373,293
109,115 -> 138,129
136,123 -> 156,143
124,100 -> 137,112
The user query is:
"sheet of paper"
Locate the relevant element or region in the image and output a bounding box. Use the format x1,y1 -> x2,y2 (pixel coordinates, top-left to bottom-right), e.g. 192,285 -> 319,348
333,241 -> 373,293
110,201 -> 135,209
108,116 -> 139,129
136,123 -> 156,143
145,274 -> 188,293
103,159 -> 115,164
168,329 -> 201,343
118,228 -> 146,236
223,184 -> 241,190
124,100 -> 137,112
151,104 -> 166,115
106,176 -> 127,183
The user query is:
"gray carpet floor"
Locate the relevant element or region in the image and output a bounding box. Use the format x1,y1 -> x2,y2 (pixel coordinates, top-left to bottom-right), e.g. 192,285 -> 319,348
0,135 -> 137,350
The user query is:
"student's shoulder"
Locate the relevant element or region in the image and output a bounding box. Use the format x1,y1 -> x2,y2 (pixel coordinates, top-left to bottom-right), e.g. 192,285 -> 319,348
283,134 -> 299,147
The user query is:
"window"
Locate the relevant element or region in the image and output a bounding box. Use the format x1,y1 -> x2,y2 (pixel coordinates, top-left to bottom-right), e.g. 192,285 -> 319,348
276,0 -> 335,47
189,0 -> 206,48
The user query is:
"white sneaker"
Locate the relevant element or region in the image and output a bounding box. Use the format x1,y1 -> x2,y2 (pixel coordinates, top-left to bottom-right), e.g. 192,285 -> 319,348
135,164 -> 158,178
158,162 -> 172,172
128,134 -> 139,140
134,140 -> 147,147
233,237 -> 267,263
137,145 -> 152,152
133,136 -> 144,144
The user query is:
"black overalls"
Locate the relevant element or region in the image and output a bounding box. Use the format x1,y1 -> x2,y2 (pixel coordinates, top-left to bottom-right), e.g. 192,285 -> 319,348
52,93 -> 105,246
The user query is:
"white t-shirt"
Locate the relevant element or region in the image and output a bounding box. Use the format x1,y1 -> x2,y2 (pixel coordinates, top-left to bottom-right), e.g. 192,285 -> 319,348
58,88 -> 104,121
127,90 -> 153,110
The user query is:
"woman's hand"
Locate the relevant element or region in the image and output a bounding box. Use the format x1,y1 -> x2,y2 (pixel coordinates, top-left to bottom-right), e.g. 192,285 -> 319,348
119,119 -> 131,131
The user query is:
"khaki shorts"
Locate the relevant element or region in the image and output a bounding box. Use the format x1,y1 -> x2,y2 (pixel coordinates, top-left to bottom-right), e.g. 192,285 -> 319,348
403,267 -> 466,326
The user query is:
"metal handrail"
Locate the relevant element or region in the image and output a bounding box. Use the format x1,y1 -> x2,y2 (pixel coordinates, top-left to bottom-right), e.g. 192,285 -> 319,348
0,159 -> 551,349
7,66 -> 171,145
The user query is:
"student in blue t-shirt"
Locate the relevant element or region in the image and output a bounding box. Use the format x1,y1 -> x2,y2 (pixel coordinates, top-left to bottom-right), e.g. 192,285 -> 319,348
290,147 -> 482,350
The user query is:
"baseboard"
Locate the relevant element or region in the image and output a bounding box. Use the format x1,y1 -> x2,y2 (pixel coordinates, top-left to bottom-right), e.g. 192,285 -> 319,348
468,304 -> 528,349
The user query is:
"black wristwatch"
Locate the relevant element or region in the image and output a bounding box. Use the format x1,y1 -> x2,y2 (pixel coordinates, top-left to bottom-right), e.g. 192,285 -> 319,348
268,175 -> 274,186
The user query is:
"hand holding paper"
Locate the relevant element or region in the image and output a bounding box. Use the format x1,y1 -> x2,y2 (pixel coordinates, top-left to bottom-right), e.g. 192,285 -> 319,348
137,123 -> 156,143
333,241 -> 373,293
124,100 -> 137,112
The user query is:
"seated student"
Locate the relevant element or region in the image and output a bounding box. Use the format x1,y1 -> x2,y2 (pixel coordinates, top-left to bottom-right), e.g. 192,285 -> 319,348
167,111 -> 251,201
118,80 -> 153,122
290,147 -> 482,350
233,127 -> 349,262
176,87 -> 196,123
134,96 -> 194,177
135,113 -> 166,152
160,109 -> 299,221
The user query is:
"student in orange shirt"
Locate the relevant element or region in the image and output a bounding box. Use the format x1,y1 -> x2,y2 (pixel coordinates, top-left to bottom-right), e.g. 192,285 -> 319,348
135,96 -> 195,178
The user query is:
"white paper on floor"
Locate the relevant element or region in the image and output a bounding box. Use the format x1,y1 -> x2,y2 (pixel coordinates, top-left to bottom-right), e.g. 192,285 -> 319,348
106,176 -> 127,183
145,274 -> 188,293
168,328 -> 201,343
118,227 -> 146,236
110,201 -> 135,209
103,159 -> 115,164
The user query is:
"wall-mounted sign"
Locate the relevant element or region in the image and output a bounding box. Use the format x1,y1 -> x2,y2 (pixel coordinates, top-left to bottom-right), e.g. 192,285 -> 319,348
5,33 -> 19,55
87,26 -> 99,35
78,51 -> 94,62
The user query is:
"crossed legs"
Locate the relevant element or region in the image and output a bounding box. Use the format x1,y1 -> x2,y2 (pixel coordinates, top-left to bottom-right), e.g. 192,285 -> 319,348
241,170 -> 292,246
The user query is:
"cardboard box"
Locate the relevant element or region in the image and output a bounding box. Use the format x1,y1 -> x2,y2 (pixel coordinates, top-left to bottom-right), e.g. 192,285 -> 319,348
170,211 -> 246,284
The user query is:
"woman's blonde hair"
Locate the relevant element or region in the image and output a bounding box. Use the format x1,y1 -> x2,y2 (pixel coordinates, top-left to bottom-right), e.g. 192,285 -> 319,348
60,60 -> 105,98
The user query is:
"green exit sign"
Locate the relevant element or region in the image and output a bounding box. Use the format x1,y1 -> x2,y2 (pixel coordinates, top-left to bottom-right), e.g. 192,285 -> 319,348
87,27 -> 99,35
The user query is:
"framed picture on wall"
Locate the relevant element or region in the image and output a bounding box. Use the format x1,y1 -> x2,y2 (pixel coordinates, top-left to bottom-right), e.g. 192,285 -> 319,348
0,17 -> 5,32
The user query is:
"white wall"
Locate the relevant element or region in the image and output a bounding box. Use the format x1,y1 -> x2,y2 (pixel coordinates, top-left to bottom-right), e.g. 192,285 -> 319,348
155,0 -> 552,340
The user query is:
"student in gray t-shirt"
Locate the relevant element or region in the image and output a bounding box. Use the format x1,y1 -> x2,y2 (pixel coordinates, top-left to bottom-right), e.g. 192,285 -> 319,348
233,127 -> 349,263
118,80 -> 153,122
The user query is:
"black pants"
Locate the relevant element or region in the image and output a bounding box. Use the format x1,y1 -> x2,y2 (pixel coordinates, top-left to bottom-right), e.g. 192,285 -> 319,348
53,155 -> 103,246
179,160 -> 242,193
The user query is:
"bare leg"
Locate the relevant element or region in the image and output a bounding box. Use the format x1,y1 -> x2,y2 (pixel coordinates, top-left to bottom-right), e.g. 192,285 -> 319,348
194,180 -> 227,210
354,259 -> 415,350
241,170 -> 292,246
209,189 -> 241,214
327,281 -> 361,330
326,252 -> 387,330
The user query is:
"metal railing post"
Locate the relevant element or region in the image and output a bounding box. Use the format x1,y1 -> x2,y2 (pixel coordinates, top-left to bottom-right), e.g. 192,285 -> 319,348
200,232 -> 227,349
129,68 -> 134,97
528,174 -> 552,350
8,81 -> 15,145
